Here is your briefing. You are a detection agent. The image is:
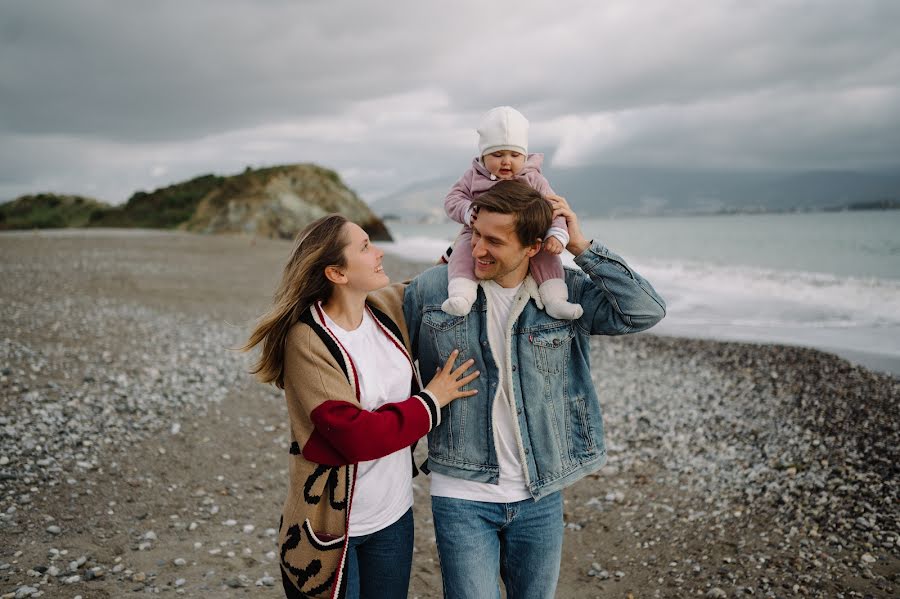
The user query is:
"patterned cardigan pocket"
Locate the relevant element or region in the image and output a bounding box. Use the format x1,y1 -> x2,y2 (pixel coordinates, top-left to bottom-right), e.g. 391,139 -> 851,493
280,461 -> 353,598
280,517 -> 345,598
303,518 -> 346,548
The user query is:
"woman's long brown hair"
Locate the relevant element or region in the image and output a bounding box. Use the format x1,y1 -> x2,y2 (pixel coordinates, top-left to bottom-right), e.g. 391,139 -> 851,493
242,214 -> 349,388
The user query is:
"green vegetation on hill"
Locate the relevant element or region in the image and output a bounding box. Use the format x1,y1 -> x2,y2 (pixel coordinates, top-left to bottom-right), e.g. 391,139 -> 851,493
0,163 -> 391,240
0,194 -> 111,230
89,174 -> 225,228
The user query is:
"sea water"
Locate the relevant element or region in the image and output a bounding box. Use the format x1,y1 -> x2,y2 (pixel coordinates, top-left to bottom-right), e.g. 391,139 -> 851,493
383,210 -> 900,376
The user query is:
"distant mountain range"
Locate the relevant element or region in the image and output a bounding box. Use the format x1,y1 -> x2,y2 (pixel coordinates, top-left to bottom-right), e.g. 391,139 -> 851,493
6,164 -> 896,236
372,165 -> 900,221
0,164 -> 391,240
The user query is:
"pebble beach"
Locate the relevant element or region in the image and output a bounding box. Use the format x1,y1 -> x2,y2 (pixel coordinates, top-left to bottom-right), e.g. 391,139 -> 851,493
1,229 -> 897,598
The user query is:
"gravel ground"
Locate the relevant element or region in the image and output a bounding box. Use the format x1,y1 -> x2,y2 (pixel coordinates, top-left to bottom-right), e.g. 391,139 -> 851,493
0,230 -> 897,598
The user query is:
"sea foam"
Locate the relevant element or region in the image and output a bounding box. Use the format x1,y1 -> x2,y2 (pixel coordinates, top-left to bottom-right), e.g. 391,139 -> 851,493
381,235 -> 900,371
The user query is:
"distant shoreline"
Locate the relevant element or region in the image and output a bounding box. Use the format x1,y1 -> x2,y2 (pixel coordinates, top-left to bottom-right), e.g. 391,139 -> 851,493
4,228 -> 896,378
382,202 -> 900,224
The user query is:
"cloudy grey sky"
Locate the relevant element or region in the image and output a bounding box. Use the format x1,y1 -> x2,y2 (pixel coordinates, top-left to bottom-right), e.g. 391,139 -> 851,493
2,0 -> 899,204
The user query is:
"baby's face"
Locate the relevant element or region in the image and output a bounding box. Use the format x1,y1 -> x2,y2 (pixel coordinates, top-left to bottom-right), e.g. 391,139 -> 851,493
483,150 -> 526,180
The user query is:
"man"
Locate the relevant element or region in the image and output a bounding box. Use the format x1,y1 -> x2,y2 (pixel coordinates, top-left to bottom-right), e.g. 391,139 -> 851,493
403,179 -> 666,598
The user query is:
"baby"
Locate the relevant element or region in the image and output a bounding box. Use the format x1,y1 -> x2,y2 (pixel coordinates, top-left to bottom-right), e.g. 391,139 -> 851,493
441,106 -> 583,319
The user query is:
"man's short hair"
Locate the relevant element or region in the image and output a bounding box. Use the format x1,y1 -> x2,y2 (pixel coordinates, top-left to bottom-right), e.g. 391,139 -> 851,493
472,180 -> 552,248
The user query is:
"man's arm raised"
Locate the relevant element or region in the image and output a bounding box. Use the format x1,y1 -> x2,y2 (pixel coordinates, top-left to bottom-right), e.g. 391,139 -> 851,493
548,194 -> 666,335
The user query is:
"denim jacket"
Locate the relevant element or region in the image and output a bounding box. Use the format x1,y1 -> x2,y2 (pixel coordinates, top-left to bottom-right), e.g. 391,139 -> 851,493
403,241 -> 666,500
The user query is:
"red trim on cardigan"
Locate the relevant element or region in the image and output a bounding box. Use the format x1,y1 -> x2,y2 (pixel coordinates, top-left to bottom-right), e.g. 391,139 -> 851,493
366,305 -> 411,364
330,464 -> 356,599
313,302 -> 361,401
364,305 -> 424,389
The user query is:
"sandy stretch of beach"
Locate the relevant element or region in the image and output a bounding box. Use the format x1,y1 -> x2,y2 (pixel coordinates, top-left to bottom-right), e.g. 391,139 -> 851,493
1,229 -> 897,598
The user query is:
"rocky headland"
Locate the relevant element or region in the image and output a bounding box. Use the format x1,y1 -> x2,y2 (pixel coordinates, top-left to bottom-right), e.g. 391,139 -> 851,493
0,164 -> 391,241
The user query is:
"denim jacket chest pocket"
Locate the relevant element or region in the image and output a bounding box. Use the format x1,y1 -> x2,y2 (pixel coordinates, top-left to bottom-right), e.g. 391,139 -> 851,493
422,307 -> 481,461
526,325 -> 575,375
422,308 -> 470,363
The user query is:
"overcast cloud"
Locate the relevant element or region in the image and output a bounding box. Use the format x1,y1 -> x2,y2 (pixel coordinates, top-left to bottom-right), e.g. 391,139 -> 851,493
1,0 -> 899,204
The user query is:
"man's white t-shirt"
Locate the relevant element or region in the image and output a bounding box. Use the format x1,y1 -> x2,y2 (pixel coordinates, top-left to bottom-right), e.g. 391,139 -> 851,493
430,281 -> 531,502
320,305 -> 414,535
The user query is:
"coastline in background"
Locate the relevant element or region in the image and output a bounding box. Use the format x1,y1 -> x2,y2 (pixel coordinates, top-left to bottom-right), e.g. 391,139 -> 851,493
383,209 -> 900,376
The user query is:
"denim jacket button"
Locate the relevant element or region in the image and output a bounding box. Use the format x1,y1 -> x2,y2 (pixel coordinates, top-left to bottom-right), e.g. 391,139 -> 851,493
511,365 -> 517,371
524,447 -> 530,455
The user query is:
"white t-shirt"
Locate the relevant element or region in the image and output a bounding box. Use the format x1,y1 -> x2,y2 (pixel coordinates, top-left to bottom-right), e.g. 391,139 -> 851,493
320,305 -> 414,536
430,281 -> 531,503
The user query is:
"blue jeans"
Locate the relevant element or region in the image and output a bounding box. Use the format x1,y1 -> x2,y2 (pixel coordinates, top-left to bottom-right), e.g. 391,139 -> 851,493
431,493 -> 564,599
344,508 -> 414,599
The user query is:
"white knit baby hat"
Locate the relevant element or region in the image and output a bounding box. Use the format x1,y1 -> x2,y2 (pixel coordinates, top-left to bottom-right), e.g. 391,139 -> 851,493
477,106 -> 529,157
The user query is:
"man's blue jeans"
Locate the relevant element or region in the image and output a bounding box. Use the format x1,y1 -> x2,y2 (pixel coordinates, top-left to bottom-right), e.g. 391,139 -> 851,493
344,508 -> 414,599
431,492 -> 564,599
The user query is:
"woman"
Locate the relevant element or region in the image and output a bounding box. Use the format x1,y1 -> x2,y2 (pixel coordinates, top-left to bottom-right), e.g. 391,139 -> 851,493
243,214 -> 478,599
